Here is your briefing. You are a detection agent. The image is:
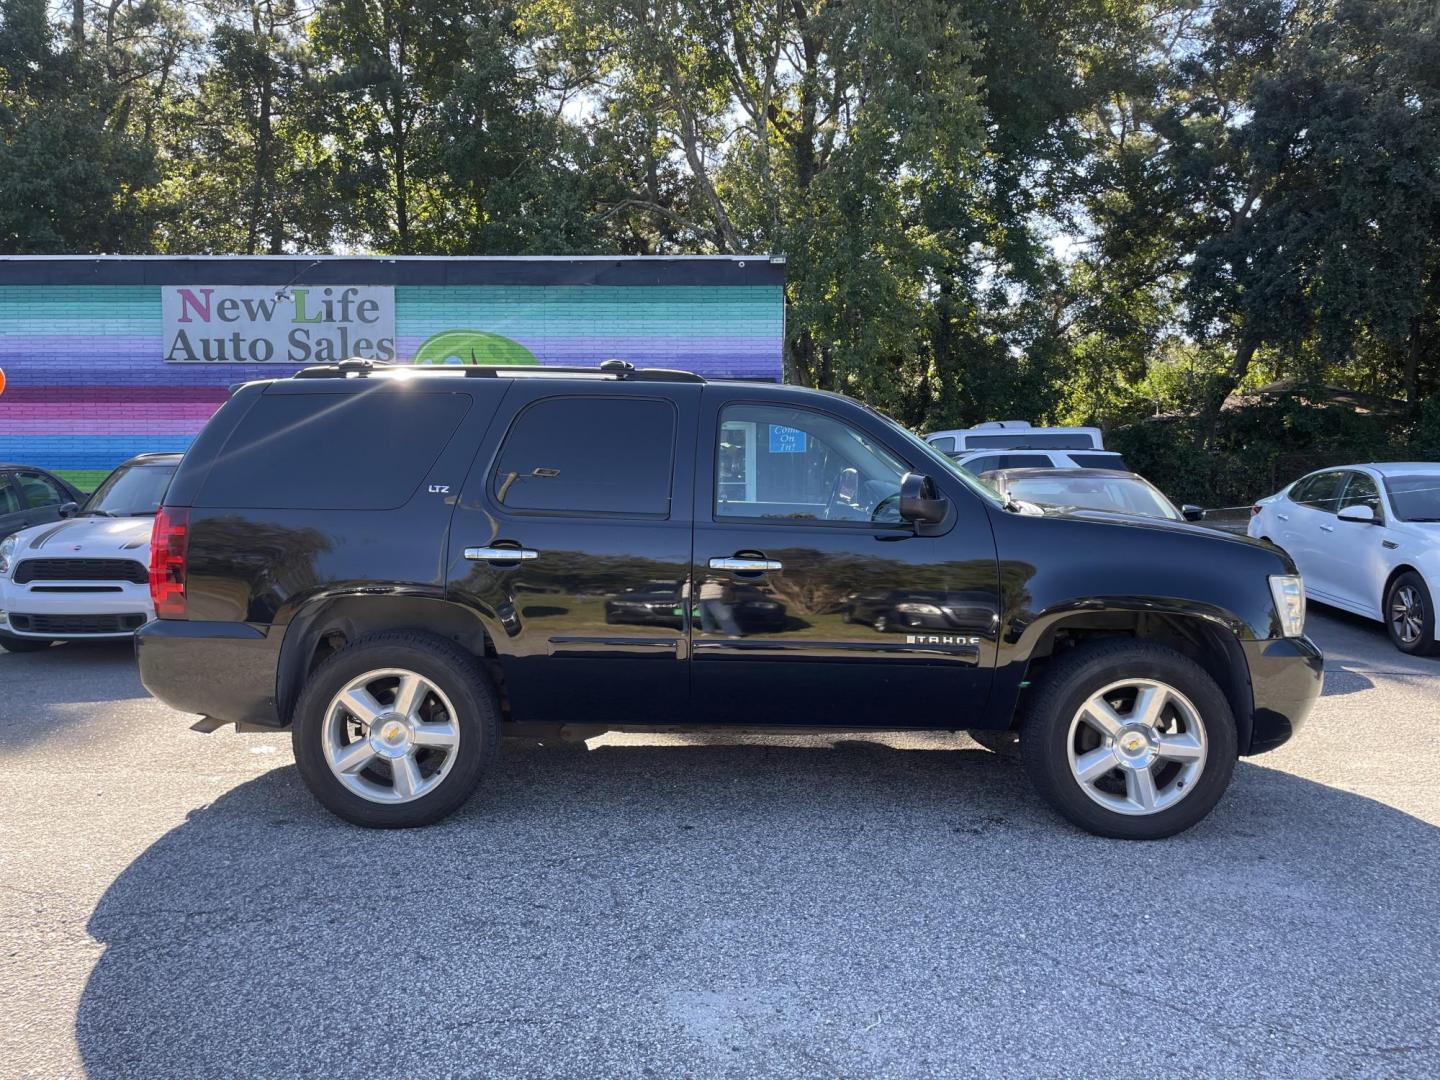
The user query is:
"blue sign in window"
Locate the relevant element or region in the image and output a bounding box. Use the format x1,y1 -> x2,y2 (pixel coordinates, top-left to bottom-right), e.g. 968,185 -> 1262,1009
768,425 -> 807,453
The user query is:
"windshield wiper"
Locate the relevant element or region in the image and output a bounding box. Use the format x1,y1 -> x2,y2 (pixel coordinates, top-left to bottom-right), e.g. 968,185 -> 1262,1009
82,509 -> 114,517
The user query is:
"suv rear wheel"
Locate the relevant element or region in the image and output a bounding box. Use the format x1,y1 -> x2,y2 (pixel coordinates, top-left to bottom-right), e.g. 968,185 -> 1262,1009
1020,640 -> 1237,839
291,631 -> 500,828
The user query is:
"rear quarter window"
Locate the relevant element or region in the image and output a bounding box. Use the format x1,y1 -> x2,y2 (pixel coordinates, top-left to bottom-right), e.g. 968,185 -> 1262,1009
196,389 -> 471,510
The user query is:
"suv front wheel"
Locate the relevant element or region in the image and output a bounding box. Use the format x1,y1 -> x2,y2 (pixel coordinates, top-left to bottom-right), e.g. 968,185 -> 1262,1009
1020,640 -> 1237,839
291,631 -> 500,828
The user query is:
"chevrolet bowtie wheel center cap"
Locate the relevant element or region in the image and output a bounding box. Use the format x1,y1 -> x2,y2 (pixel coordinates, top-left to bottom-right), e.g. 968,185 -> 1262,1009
1117,728 -> 1155,764
374,716 -> 412,755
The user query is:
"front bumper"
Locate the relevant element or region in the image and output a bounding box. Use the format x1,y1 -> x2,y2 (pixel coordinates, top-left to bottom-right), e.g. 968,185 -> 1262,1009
1241,634 -> 1324,754
136,618 -> 284,728
1,579 -> 152,639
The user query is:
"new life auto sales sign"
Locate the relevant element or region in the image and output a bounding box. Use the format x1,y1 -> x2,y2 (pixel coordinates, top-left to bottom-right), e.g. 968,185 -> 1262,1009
162,286 -> 397,363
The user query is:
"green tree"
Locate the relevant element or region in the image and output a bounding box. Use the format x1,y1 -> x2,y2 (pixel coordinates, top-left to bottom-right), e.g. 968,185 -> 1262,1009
155,1 -> 336,253
1164,0 -> 1440,426
0,0 -> 160,252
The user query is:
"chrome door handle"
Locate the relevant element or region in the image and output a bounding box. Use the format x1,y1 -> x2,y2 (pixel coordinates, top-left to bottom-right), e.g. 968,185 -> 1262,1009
465,546 -> 539,561
709,556 -> 782,572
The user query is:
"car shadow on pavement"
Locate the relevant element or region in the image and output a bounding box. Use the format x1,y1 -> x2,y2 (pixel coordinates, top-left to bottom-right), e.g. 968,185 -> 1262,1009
76,740 -> 1440,1079
1320,668 -> 1374,696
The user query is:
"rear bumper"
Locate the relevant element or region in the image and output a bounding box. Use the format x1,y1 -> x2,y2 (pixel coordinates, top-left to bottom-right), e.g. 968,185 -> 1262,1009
136,619 -> 283,728
1241,634 -> 1324,755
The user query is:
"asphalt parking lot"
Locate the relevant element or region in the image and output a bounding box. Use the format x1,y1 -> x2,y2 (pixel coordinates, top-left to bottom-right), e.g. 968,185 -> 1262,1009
3,609 -> 1439,1080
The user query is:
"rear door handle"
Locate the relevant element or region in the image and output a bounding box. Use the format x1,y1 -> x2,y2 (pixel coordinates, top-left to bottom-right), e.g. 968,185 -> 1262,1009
1276,514 -> 1289,521
1319,524 -> 1334,532
465,546 -> 539,562
709,556 -> 783,572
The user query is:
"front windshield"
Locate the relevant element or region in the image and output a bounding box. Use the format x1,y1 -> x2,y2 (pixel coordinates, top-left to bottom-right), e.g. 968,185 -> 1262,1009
83,465 -> 176,517
861,405 -> 1006,507
1384,475 -> 1440,522
1003,474 -> 1181,521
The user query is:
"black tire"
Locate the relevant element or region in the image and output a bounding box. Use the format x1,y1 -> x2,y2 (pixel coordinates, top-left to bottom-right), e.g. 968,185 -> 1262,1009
1385,571 -> 1439,656
0,632 -> 55,653
291,631 -> 500,828
1019,640 -> 1238,840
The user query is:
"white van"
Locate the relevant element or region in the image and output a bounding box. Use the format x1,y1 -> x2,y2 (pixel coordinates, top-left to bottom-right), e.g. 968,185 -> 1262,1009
924,421 -> 1126,476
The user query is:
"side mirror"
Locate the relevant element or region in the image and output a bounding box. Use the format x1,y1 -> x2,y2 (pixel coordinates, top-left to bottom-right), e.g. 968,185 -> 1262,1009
58,502 -> 79,518
1337,504 -> 1376,524
899,472 -> 948,525
1180,504 -> 1204,522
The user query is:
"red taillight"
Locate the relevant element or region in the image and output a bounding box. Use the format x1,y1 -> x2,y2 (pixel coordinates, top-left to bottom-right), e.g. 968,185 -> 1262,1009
1250,504 -> 1263,517
149,506 -> 190,619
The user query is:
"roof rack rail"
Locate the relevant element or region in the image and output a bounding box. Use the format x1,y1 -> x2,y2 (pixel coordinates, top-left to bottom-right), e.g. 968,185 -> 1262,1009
290,357 -> 705,383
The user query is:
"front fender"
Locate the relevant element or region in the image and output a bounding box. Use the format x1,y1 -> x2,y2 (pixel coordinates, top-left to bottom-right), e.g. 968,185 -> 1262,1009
981,509 -> 1297,747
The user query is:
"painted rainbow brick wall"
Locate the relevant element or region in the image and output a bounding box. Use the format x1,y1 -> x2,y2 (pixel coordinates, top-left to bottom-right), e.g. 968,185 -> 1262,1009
0,256 -> 785,490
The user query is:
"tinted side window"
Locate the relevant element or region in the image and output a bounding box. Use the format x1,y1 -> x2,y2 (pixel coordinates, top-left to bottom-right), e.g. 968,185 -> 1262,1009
994,454 -> 1054,470
929,436 -> 956,452
198,390 -> 471,510
965,433 -> 1097,449
1339,472 -> 1382,517
493,397 -> 675,516
1070,453 -> 1128,470
0,475 -> 21,516
963,453 -> 1053,474
715,403 -> 907,524
16,470 -> 64,508
1294,471 -> 1346,512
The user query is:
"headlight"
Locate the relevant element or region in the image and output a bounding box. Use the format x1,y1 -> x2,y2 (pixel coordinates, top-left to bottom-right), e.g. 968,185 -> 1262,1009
896,602 -> 944,616
1269,574 -> 1305,637
0,534 -> 15,577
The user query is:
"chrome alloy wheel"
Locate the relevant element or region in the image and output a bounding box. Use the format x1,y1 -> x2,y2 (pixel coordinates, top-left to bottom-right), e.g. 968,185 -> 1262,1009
322,668 -> 461,804
1066,678 -> 1208,817
1391,585 -> 1424,645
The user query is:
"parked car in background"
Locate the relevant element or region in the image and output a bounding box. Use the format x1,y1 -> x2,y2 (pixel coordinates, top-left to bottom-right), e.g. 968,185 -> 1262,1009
923,421 -> 1128,475
1249,463 -> 1440,655
605,580 -> 787,632
136,359 -> 1320,840
0,453 -> 181,652
0,464 -> 84,537
841,589 -> 996,634
979,468 -> 1204,523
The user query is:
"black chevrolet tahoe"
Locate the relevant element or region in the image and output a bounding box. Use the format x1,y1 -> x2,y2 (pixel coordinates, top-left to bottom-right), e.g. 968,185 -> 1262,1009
137,360 -> 1323,839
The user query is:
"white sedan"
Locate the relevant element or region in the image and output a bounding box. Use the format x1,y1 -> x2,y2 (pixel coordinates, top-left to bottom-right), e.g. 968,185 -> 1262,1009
1249,463 -> 1440,655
